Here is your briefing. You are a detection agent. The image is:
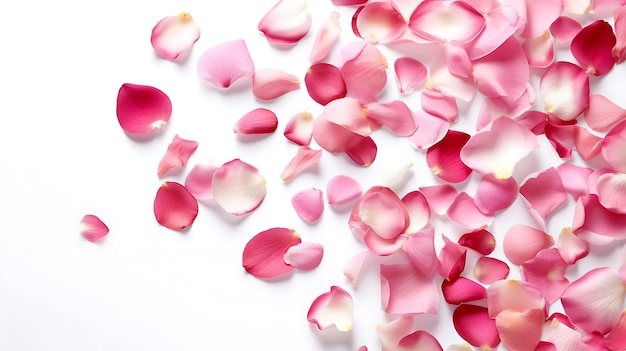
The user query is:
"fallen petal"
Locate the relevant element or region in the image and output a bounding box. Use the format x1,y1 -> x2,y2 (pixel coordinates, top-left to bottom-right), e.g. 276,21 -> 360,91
79,214 -> 109,242
258,0 -> 312,46
327,175 -> 362,209
487,280 -> 546,318
556,162 -> 593,199
340,41 -> 387,103
377,316 -> 415,351
364,100 -> 417,136
573,194 -> 626,239
419,184 -> 457,215
496,308 -> 545,351
394,57 -> 427,94
151,13 -> 200,61
402,228 -> 438,278
427,130 -> 472,183
253,68 -> 300,100
474,174 -> 518,215
212,159 -> 266,216
584,94 -> 626,133
447,192 -> 494,229
550,16 -> 582,44
343,250 -> 370,285
184,160 -> 219,201
401,191 -> 431,235
519,0 -> 564,39
453,304 -> 501,350
503,224 -> 554,265
519,167 -> 568,228
291,188 -> 324,223
234,108 -> 278,135
398,330 -> 443,351
284,111 -> 314,146
442,277 -> 487,305
473,256 -> 510,285
283,242 -> 323,270
381,158 -> 413,191
345,136 -> 377,167
307,286 -> 354,331
613,4 -> 626,63
540,61 -> 589,122
602,121 -> 626,173
596,172 -> 626,214
309,11 -> 342,63
523,31 -> 555,68
421,89 -> 459,123
438,235 -> 467,282
280,146 -> 322,182
408,111 -> 449,150
116,83 -> 172,135
154,182 -> 199,231
352,2 -> 406,44
556,227 -> 589,265
380,263 -> 440,315
197,39 -> 255,88
521,248 -> 570,303
458,229 -> 496,255
305,63 -> 346,105
605,310 -> 626,351
409,1 -> 486,43
243,227 -> 301,278
157,134 -> 199,177
571,20 -> 616,76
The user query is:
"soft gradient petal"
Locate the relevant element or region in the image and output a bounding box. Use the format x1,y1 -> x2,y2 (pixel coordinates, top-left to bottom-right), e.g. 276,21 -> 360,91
243,227 -> 301,278
496,308 -> 545,351
307,286 -> 354,332
408,111 -> 450,149
427,130 -> 472,183
519,0 -> 564,39
401,191 -> 431,235
571,20 -> 616,76
477,84 -> 536,131
474,174 -> 518,215
503,224 -> 554,265
408,0 -> 486,43
573,194 -> 626,239
453,304 -> 501,350
305,63 -> 346,106
253,68 -> 300,100
613,5 -> 626,63
309,11 -> 342,63
447,192 -> 494,229
350,186 -> 409,241
116,83 -> 172,135
438,235 -> 467,282
197,39 -> 255,88
398,331 -> 443,351
605,310 -> 626,351
291,188 -> 324,223
519,167 -> 568,228
540,61 -> 590,122
442,277 -> 487,305
394,57 -> 427,94
79,215 -> 109,243
321,97 -> 371,136
556,227 -> 589,265
352,2 -> 406,44
377,316 -> 415,351
458,229 -> 496,255
281,146 -> 322,182
184,160 -> 219,201
258,0 -> 312,45
327,175 -> 362,209
473,256 -> 510,285
234,108 -> 278,135
421,89 -> 459,123
426,50 -> 476,102
151,13 -> 200,61
602,121 -> 626,173
523,31 -> 555,68
402,228 -> 438,278
283,242 -> 323,270
284,111 -> 314,146
212,159 -> 266,216
340,41 -> 388,103
556,162 -> 593,199
541,314 -> 585,351
487,280 -> 546,318
584,94 -> 626,133
464,0 -> 522,59
419,184 -> 457,215
157,134 -> 199,177
550,16 -> 582,44
596,172 -> 626,214
380,263 -> 440,315
521,248 -> 570,303
364,100 -> 417,136
381,158 -> 413,191
154,182 -> 199,231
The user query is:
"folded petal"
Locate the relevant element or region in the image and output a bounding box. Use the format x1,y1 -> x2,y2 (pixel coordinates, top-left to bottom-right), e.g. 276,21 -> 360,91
234,108 -> 278,135
364,100 -> 417,136
503,224 -> 554,265
421,89 -> 459,122
571,20 -> 616,76
154,182 -> 198,231
327,175 -> 362,209
584,94 -> 626,133
438,235 -> 467,282
258,0 -> 312,46
312,115 -> 367,153
474,256 -> 510,285
197,39 -> 255,88
523,31 -> 555,68
212,159 -> 266,216
253,68 -> 300,100
157,134 -> 199,177
332,0 -> 367,4
453,304 -> 501,350
573,194 -> 626,239
284,111 -> 314,146
283,242 -> 323,270
602,121 -> 626,173
556,162 -> 593,199
309,11 -> 342,63
243,227 -> 301,278
184,160 -> 219,201
398,331 -> 443,351
447,192 -> 494,229
345,136 -> 377,167
519,167 -> 568,228
116,83 -> 172,135
521,248 -> 570,303
613,5 -> 626,63
540,61 -> 589,122
340,41 -> 388,103
541,313 -> 586,351
408,0 -> 486,43
376,316 -> 415,351
380,263 -> 440,315
605,310 -> 626,351
352,2 -> 406,44
442,277 -> 487,305
307,286 -> 354,332
280,146 -> 322,182
291,188 -> 324,223
458,229 -> 496,255
151,13 -> 200,61
496,308 -> 545,351
401,191 -> 431,235
394,57 -> 427,94
556,227 -> 589,265
305,63 -> 346,106
408,111 -> 450,150
487,280 -> 547,318
79,214 -> 109,243
427,130 -> 472,183
474,174 -> 518,215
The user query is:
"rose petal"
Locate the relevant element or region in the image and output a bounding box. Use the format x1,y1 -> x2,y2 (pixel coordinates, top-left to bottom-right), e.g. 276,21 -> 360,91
519,167 -> 568,228
503,224 -> 554,265
345,136 -> 377,167
473,256 -> 510,285
556,227 -> 589,265
305,63 -> 346,106
157,134 -> 199,177
474,174 -> 518,215
284,111 -> 314,146
401,191 -> 431,234
253,68 -> 300,100
398,331 -> 443,351
421,89 -> 459,123
283,242 -> 323,270
426,49 -> 476,102
79,214 -> 109,243
212,159 -> 266,216
394,57 -> 427,94
521,248 -> 570,303
377,316 -> 415,351
307,286 -> 354,332
242,227 -> 301,279
184,160 -> 219,201
153,181 -> 199,231
584,94 -> 626,133
556,162 -> 593,199
408,1 -> 486,43
540,61 -> 590,123
602,121 -> 626,173
477,84 -> 536,131
151,13 -> 200,61
364,100 -> 417,137
258,0 -> 312,46
427,130 -> 472,183
321,97 -> 371,136
605,310 -> 626,351
519,0 -> 564,39
380,263 -> 439,315
197,39 -> 255,88
496,308 -> 545,351
573,194 -> 626,239
550,16 -> 582,44
312,115 -> 367,153
523,32 -> 555,68
343,250 -> 370,285
234,108 -> 278,135
453,304 -> 501,350
596,172 -> 626,214
281,146 -> 322,182
487,280 -> 547,318
442,277 -> 487,305
438,235 -> 467,282
458,229 -> 496,255
116,83 -> 172,135
340,41 -> 387,103
291,188 -> 324,223
613,4 -> 626,63
350,186 -> 409,241
541,314 -> 585,351
401,228 -> 438,278
420,184 -> 457,215
352,2 -> 406,44
408,111 -> 450,150
327,175 -> 362,209
464,0 -> 522,59
447,192 -> 494,229
571,20 -> 616,76
309,11 -> 342,63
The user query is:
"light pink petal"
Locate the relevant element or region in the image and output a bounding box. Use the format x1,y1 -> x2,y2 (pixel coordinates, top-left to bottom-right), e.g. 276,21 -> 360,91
496,308 -> 545,351
541,314 -> 586,351
584,94 -> 626,133
364,227 -> 407,256
340,41 -> 388,104
573,194 -> 626,239
234,108 -> 278,135
523,32 -> 555,68
438,235 -> 467,282
556,227 -> 589,265
309,11 -> 341,64
401,191 -> 431,234
345,136 -> 377,167
253,68 -> 300,100
380,263 -> 440,315
596,172 -> 626,214
305,63 -> 346,106
521,248 -> 570,303
473,36 -> 530,99
212,159 -> 266,216
503,224 -> 554,265
79,215 -> 109,243
613,5 -> 626,63
312,115 -> 366,153
419,184 -> 457,215
394,57 -> 427,94
332,0 -> 367,5
426,50 -> 476,102
461,117 -> 538,179
519,167 -> 568,228
157,134 -> 199,177
602,121 -> 626,172
540,61 -> 590,122
408,0 -> 486,43
447,192 -> 494,229
401,228 -> 439,278
444,43 -> 472,78
442,277 -> 487,305
153,181 -> 198,231
327,175 -> 362,209
473,256 -> 510,285
352,2 -> 406,44
620,244 -> 626,281
291,188 -> 324,223
321,97 -> 371,136
197,39 -> 255,88
349,186 -> 409,240
343,250 -> 370,285
571,20 -> 616,76
397,331 -> 443,351
519,0 -> 564,39
307,286 -> 354,332
427,129 -> 472,183
474,174 -> 518,215
243,227 -> 301,278
487,280 -> 547,318
574,125 -> 603,161
151,13 -> 200,61
477,84 -> 536,131
453,304 -> 501,350
556,162 -> 593,199
381,159 -> 413,191
116,83 -> 171,135
283,241 -> 323,270
258,0 -> 311,46
605,310 -> 626,351
561,267 -> 626,334
364,100 -> 417,136
408,111 -> 450,150
464,0 -> 523,59
376,316 -> 415,351
563,0 -> 590,15
280,146 -> 322,182
284,111 -> 314,146
458,229 -> 496,255
516,110 -> 548,135
421,89 -> 458,123
184,160 -> 219,201
550,16 -> 582,44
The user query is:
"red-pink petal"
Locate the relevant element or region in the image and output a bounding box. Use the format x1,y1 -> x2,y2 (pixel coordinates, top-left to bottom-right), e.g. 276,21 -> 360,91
573,194 -> 626,239
234,108 -> 278,135
258,0 -> 312,46
556,227 -> 589,265
157,134 -> 199,177
519,167 -> 568,228
447,192 -> 494,229
408,111 -> 450,150
307,286 -> 354,331
291,188 -> 324,223
284,111 -> 314,146
380,263 -> 439,315
427,130 -> 472,183
352,2 -> 406,44
312,115 -> 366,153
453,304 -> 501,350
197,39 -> 255,88
571,20 -> 616,76
584,94 -> 626,133
253,68 -> 300,100
550,16 -> 582,44
442,277 -> 487,305
438,235 -> 467,282
487,280 -> 547,318
397,331 -> 443,351
408,0 -> 486,43
116,83 -> 172,135
458,229 -> 496,255
309,11 -> 342,63
283,242 -> 323,270
496,308 -> 545,351
345,136 -> 377,167
305,63 -> 346,106
605,310 -> 626,351
394,57 -> 427,94
184,160 -> 218,201
365,100 -> 417,136
280,146 -> 322,182
340,41 -> 387,103
602,121 -> 626,173
503,224 -> 554,265
153,181 -> 199,231
521,248 -> 570,303
473,256 -> 510,285
401,228 -> 439,278
327,175 -> 362,209
613,5 -> 626,63
474,174 -> 518,215
212,159 -> 266,216
596,172 -> 626,214
79,214 -> 109,243
540,61 -> 589,122
242,227 -> 301,279
150,13 -> 200,61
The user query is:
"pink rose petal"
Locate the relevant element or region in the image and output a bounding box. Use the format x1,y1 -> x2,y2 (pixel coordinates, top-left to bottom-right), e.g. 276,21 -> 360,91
305,63 -> 346,106
613,4 -> 626,63
503,224 -> 554,265
253,68 -> 300,100
283,242 -> 323,270
343,250 -> 370,285
473,256 -> 510,285
550,16 -> 582,44
212,159 -> 266,216
291,188 -> 324,223
458,229 -> 496,255
453,304 -> 501,350
116,83 -> 172,135
519,167 -> 568,228
605,310 -> 626,351
307,286 -> 354,332
571,20 -> 616,76
523,32 -> 555,68
408,0 -> 486,43
438,235 -> 467,282
556,227 -> 589,265
157,134 -> 199,177
519,0 -> 564,39
340,41 -> 387,103
401,228 -> 438,278
442,277 -> 487,305
394,57 -> 427,94
79,214 -> 109,243
281,146 -> 322,182
197,39 -> 255,88
426,130 -> 472,183
408,111 -> 450,150
401,191 -> 431,235
602,121 -> 626,172
496,308 -> 545,351
153,181 -> 199,231
184,160 -> 219,201
397,331 -> 443,351
419,184 -> 457,215
284,111 -> 314,146
364,100 -> 417,137
352,2 -> 406,44
487,280 -> 547,318
258,0 -> 312,46
540,61 -> 590,123
309,11 -> 342,63
447,192 -> 494,229
596,172 -> 626,213
242,227 -> 301,279
380,263 -> 439,315
520,248 -> 570,303
327,175 -> 362,209
345,136 -> 377,167
151,13 -> 200,61
584,94 -> 626,133
234,108 -> 278,135
474,174 -> 518,215
421,89 -> 458,123
377,316 -> 415,351
573,194 -> 626,240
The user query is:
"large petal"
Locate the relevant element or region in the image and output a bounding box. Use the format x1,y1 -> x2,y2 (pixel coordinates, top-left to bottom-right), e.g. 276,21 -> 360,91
556,227 -> 589,265
258,0 -> 312,46
253,68 -> 300,100
438,235 -> 467,282
116,83 -> 172,135
349,186 -> 409,240
540,61 -> 590,122
197,39 -> 255,88
79,214 -> 109,243
571,20 -> 616,76
487,280 -> 546,318
151,13 -> 200,61
464,0 -> 522,59
605,310 -> 626,351
242,227 -> 301,278
309,11 -> 342,63
401,228 -> 438,278
157,134 -> 199,177
291,188 -> 324,223
364,100 -> 417,136
496,308 -> 545,351
408,111 -> 450,150
394,57 -> 427,94
307,286 -> 354,332
283,242 -> 323,270
340,41 -> 388,103
596,172 -> 626,214
503,224 -> 554,265
584,94 -> 626,133
521,248 -> 570,303
352,2 -> 406,44
427,130 -> 472,183
153,181 -> 198,231
408,0 -> 486,43
280,146 -> 322,182
519,0 -> 564,39
212,159 -> 266,216
380,263 -> 440,315
573,194 -> 626,239
453,304 -> 501,350
473,256 -> 510,285
305,63 -> 346,106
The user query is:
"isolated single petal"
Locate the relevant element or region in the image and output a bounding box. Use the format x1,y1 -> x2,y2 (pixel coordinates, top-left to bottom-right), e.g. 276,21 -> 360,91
496,308 -> 545,351
398,331 -> 443,351
258,0 -> 312,45
427,130 -> 472,183
380,263 -> 440,315
309,11 -> 341,63
438,235 -> 467,282
602,121 -> 626,172
197,39 -> 255,88
381,158 -> 413,191
408,111 -> 450,149
519,167 -> 568,228
154,182 -> 198,231
340,41 -> 387,103
234,108 -> 278,135
305,63 -> 346,105
364,100 -> 417,136
447,192 -> 494,229
281,146 -> 322,182
283,242 -> 323,270
291,188 -> 324,223
473,256 -> 510,285
556,227 -> 589,265
352,2 -> 406,44
571,20 -> 616,76
151,13 -> 200,61
408,0 -> 486,43
458,229 -> 496,255
540,61 -> 589,122
284,111 -> 314,146
503,224 -> 554,265
212,159 -> 266,216
343,250 -> 369,285
79,215 -> 109,242
394,57 -> 427,94
184,160 -> 218,201
243,227 -> 301,278
584,94 -> 626,133
597,172 -> 626,213
442,277 -> 487,305
157,134 -> 199,177
307,286 -> 354,332
521,248 -> 570,303
253,68 -> 300,100
116,83 -> 172,135
327,175 -> 362,209
453,304 -> 501,350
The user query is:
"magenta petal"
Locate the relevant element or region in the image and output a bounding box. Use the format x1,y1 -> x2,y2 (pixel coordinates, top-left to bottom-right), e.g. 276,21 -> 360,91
184,160 -> 219,201
212,159 -> 266,216
284,111 -> 314,146
394,57 -> 427,94
540,61 -> 590,122
243,227 -> 301,279
520,248 -> 570,304
447,192 -> 494,229
258,0 -> 312,46
584,94 -> 626,133
153,181 -> 199,231
340,41 -> 387,103
305,63 -> 346,105
283,242 -> 323,270
453,304 -> 501,350
573,194 -> 626,239
380,263 -> 439,315
291,188 -> 324,223
281,146 -> 322,182
571,20 -> 616,76
253,68 -> 300,100
309,11 -> 342,63
79,215 -> 109,242
503,224 -> 554,265
409,0 -> 485,43
397,331 -> 443,351
327,175 -> 362,209
116,83 -> 172,135
345,136 -> 377,167
307,286 -> 354,331
519,167 -> 568,228
458,229 -> 496,255
157,134 -> 199,177
605,310 -> 626,351
234,108 -> 278,135
427,130 -> 472,183
474,174 -> 518,215
352,2 -> 406,44
151,13 -> 200,61
438,235 -> 467,282
197,39 -> 255,88
442,277 -> 487,305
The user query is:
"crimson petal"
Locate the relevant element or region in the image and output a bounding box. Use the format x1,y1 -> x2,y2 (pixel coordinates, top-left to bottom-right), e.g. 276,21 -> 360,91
153,182 -> 198,231
242,227 -> 301,279
116,83 -> 172,135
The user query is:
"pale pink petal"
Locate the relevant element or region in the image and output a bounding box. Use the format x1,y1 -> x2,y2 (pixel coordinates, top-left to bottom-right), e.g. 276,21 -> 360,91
397,331 -> 443,351
427,129 -> 472,183
442,277 -> 487,305
307,286 -> 354,332
408,1 -> 486,43
453,304 -> 501,350
426,50 -> 476,102
401,191 -> 431,234
309,11 -> 342,63
327,175 -> 362,209
521,248 -> 570,303
243,227 -> 301,278
401,228 -> 439,278
197,39 -> 255,88
620,244 -> 626,281
352,2 -> 406,44
503,224 -> 554,265
281,146 -> 322,182
305,63 -> 346,106
445,344 -> 473,351
573,194 -> 626,239
561,267 -> 626,334
541,314 -> 586,351
157,134 -> 199,177
253,68 -> 300,100
574,125 -> 603,160
291,188 -> 324,223
151,13 -> 200,61
116,83 -> 171,135
321,97 -> 371,136
184,160 -> 219,201
234,108 -> 278,135
523,32 -> 555,68
153,181 -> 198,231
473,256 -> 510,285
444,43 -> 472,78
464,0 -> 523,59
613,5 -> 626,63
376,316 -> 415,351
340,41 -> 388,103
343,250 -> 370,285
572,20 -> 616,76
460,117 -> 539,179
349,186 -> 409,240
474,174 -> 518,215
519,0 -> 564,39
556,162 -> 593,199
540,61 -> 590,122
212,159 -> 266,216
356,347 -> 367,351
419,184 -> 457,215
438,235 -> 467,282
408,111 -> 450,150
550,16 -> 582,44
421,89 -> 459,123
605,310 -> 626,351
283,242 -> 323,270
556,227 -> 589,265
584,94 -> 626,133
602,121 -> 626,172
284,111 -> 314,146
380,263 -> 440,315
563,0 -> 590,14
363,224 -> 408,256
345,136 -> 377,167
496,308 -> 545,351
258,0 -> 312,46
487,280 -> 547,318
394,57 -> 427,94
364,100 -> 417,136
458,229 -> 496,255
473,36 -> 530,99
447,192 -> 494,229
79,215 -> 109,243
519,167 -> 568,228
477,85 -> 536,130
596,172 -> 626,213
312,115 -> 367,153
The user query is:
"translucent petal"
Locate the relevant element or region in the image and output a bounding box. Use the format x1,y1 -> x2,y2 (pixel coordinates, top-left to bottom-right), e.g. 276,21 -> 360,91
197,39 -> 255,88
151,13 -> 200,61
212,159 -> 266,216
307,286 -> 354,332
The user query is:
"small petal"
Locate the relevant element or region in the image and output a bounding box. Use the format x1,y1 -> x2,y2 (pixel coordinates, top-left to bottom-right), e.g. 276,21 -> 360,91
153,182 -> 199,231
521,248 -> 570,303
496,308 -> 545,351
438,235 -> 467,282
458,229 -> 496,255
258,0 -> 312,46
584,94 -> 626,133
309,11 -> 342,63
352,2 -> 406,44
596,172 -> 626,213
503,224 -> 554,265
283,242 -> 323,270
540,61 -> 589,122
602,121 -> 626,173
157,134 -> 199,177
380,263 -> 440,315
474,256 -> 510,285
571,20 -> 616,76
281,146 -> 322,182
409,1 -> 486,43
453,304 -> 501,350
519,167 -> 568,228
447,192 -> 494,229
212,159 -> 266,216
116,83 -> 172,135
556,227 -> 589,265
408,111 -> 450,150
184,160 -> 219,201
284,111 -> 314,146
442,277 -> 487,305
340,41 -> 387,103
291,188 -> 324,223
394,57 -> 427,94
327,175 -> 362,209
151,13 -> 200,61
398,331 -> 443,351
197,39 -> 255,88
243,227 -> 301,278
427,130 -> 472,183
234,108 -> 278,135
305,63 -> 346,105
79,215 -> 109,243
307,286 -> 354,332
253,68 -> 300,100
487,280 -> 546,318
475,174 -> 519,216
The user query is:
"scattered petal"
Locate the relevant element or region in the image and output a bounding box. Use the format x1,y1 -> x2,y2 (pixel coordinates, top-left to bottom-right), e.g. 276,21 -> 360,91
408,111 -> 450,150
402,228 -> 438,278
364,100 -> 417,136
571,20 -> 616,76
291,188 -> 324,223
253,68 -> 300,100
474,174 -> 518,215
377,316 -> 415,351
340,41 -> 388,103
394,57 -> 427,94
473,256 -> 510,285
345,136 -> 377,167
281,146 -> 322,182
613,4 -> 626,63
380,263 -> 440,315
519,167 -> 568,228
438,235 -> 467,282
453,304 -> 501,350
427,130 -> 472,183
420,184 -> 457,215
556,227 -> 589,265
409,1 -> 486,43
421,89 -> 459,123
596,172 -> 626,213
496,308 -> 545,351
284,111 -> 314,146
184,160 -> 219,201
79,215 -> 109,243
487,280 -> 546,318
556,162 -> 593,199
343,250 -> 370,285
305,63 -> 346,105
442,277 -> 487,305
153,181 -> 198,231
401,191 -> 431,235
540,61 -> 589,122
151,13 -> 200,61
258,0 -> 312,46
573,194 -> 626,240
157,134 -> 199,177
212,159 -> 266,216
352,2 -> 406,44
584,94 -> 626,133
605,310 -> 626,351
398,331 -> 443,351
519,0 -> 564,39
523,31 -> 555,68
327,175 -> 362,209
197,39 -> 255,88
307,286 -> 354,332
458,229 -> 496,255
283,242 -> 323,270
602,121 -> 626,172
550,16 -> 582,44
309,11 -> 342,63
241,227 -> 301,279
521,248 -> 570,303
447,192 -> 494,229
503,224 -> 554,265
116,83 -> 172,135
234,108 -> 278,135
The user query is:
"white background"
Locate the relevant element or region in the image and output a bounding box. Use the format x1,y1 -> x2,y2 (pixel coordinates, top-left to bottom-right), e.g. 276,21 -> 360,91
1,1 -> 625,350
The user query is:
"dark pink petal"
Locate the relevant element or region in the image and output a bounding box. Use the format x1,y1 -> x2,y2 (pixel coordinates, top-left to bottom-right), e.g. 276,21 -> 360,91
573,194 -> 626,239
291,188 -> 324,223
519,167 -> 567,228
157,134 -> 199,177
327,175 -> 362,209
340,41 -> 387,103
540,61 -> 589,122
521,248 -> 570,304
550,16 -> 582,44
574,125 -> 603,161
453,304 -> 501,350
364,100 -> 417,136
309,11 -> 341,63
523,32 -> 555,68
307,286 -> 354,331
496,308 -> 545,351
427,130 -> 472,183
345,136 -> 377,167
380,263 -> 439,315
447,192 -> 494,229
503,224 -> 554,265
184,160 -> 218,201
458,229 -> 496,255
197,39 -> 255,88
602,121 -> 626,172
394,57 -> 427,94
352,2 -> 406,44
419,184 -> 457,215
243,227 -> 301,279
561,267 -> 626,334
584,94 -> 626,133
212,159 -> 266,216
438,235 -> 467,282
283,242 -> 323,270
151,13 -> 200,61
556,227 -> 589,265
253,68 -> 300,100
519,0 -> 564,39
473,256 -> 510,285
582,332 -> 612,351
154,181 -> 199,231
556,162 -> 593,199
234,108 -> 278,135
401,191 -> 431,234
421,89 -> 458,123
397,331 -> 443,351
79,215 -> 109,242
377,316 -> 415,351
473,36 -> 530,99
544,122 -> 576,158
605,310 -> 626,351
305,63 -> 346,105
571,20 -> 616,76
614,5 -> 626,63
442,277 -> 487,305
401,228 -> 438,278
596,172 -> 626,214
116,83 -> 172,135
475,174 -> 518,215
408,111 -> 449,150
487,280 -> 547,318
409,0 -> 485,43
284,111 -> 314,146
281,146 -> 322,182
258,0 -> 311,46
